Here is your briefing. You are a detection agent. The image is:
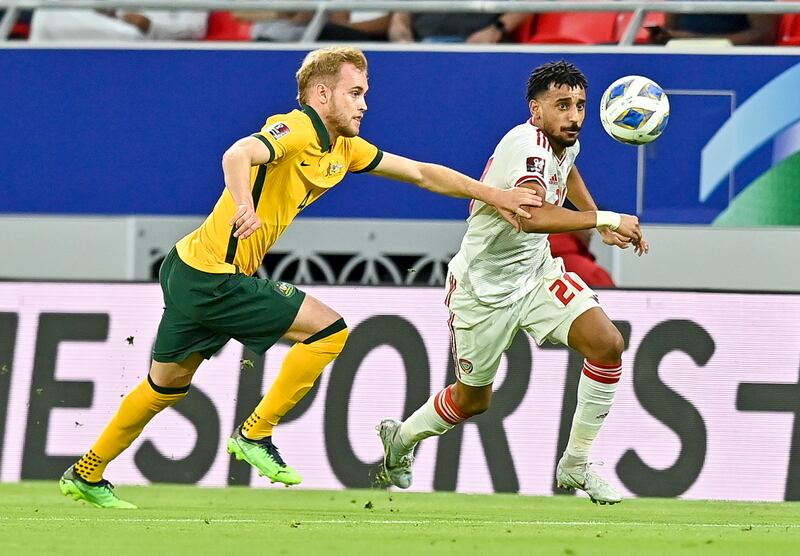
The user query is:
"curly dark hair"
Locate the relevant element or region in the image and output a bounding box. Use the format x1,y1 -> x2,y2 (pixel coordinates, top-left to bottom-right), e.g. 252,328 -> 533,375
525,60 -> 588,102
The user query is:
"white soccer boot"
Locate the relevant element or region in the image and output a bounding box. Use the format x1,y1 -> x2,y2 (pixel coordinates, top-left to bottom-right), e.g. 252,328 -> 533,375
556,455 -> 622,505
376,418 -> 414,489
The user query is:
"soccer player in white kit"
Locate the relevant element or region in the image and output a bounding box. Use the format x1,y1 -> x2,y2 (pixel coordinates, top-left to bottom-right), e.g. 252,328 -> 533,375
377,61 -> 648,504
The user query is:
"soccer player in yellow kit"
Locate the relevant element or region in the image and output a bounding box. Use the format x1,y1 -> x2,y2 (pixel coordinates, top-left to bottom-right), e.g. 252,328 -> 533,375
58,46 -> 542,508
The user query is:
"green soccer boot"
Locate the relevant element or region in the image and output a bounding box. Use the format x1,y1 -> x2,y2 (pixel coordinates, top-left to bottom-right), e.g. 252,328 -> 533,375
59,466 -> 137,509
227,428 -> 302,486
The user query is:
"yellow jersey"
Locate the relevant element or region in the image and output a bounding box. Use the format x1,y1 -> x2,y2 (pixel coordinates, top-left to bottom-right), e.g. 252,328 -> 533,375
176,105 -> 382,276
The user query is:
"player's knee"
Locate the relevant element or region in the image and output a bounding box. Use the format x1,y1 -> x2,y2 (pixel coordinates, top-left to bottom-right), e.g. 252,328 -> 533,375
594,327 -> 624,363
303,318 -> 348,354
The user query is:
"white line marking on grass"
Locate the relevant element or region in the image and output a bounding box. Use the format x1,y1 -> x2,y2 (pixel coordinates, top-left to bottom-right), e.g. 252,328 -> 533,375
5,517 -> 259,523
300,520 -> 800,529
3,517 -> 799,529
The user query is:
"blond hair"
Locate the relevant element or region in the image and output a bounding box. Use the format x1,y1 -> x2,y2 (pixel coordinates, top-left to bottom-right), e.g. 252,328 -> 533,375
296,46 -> 368,104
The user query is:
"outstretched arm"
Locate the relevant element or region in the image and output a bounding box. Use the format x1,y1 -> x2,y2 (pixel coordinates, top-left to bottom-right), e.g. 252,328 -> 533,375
369,151 -> 542,231
517,179 -> 647,255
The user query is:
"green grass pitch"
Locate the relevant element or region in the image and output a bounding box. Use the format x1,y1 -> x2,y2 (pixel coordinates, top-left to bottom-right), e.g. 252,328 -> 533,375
1,482 -> 799,555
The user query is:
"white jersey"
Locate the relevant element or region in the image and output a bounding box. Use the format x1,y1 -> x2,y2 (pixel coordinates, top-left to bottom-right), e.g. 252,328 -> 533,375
448,120 -> 580,307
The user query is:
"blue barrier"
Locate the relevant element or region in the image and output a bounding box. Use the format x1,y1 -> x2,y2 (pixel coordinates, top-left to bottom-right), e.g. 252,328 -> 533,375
1,48 -> 797,223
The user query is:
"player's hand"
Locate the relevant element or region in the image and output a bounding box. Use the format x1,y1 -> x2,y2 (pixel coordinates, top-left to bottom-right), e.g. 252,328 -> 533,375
598,227 -> 631,249
231,204 -> 261,239
493,188 -> 543,231
603,215 -> 649,256
613,214 -> 643,245
633,237 -> 650,256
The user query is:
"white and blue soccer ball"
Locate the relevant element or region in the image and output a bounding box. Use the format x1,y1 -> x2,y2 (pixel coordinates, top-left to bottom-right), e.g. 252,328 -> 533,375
599,75 -> 670,145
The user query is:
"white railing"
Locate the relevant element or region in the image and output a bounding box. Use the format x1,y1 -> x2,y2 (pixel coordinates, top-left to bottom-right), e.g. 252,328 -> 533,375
2,1 -> 800,44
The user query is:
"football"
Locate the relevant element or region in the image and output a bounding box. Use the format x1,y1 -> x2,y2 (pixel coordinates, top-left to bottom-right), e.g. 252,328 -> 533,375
599,75 -> 670,145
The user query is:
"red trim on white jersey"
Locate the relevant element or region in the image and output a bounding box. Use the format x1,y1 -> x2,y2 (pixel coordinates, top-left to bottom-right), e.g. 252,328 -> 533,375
515,174 -> 546,188
444,274 -> 460,378
444,274 -> 457,306
536,129 -> 552,152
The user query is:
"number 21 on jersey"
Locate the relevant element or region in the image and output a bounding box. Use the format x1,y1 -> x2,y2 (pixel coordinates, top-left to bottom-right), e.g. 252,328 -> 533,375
548,273 -> 584,305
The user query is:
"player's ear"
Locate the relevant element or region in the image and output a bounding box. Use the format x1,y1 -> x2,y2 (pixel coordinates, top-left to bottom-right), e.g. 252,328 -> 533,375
528,99 -> 540,119
314,82 -> 330,104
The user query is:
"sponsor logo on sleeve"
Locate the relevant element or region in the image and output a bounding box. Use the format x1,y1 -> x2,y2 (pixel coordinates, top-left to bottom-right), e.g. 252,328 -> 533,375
266,122 -> 291,140
526,156 -> 545,177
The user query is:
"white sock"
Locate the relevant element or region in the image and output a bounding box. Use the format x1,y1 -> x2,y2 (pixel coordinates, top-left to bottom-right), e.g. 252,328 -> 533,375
564,360 -> 621,466
398,384 -> 468,450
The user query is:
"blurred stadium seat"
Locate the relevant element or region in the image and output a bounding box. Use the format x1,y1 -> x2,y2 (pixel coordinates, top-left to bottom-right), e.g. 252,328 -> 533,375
205,11 -> 252,41
516,13 -> 619,44
777,14 -> 800,45
614,11 -> 665,44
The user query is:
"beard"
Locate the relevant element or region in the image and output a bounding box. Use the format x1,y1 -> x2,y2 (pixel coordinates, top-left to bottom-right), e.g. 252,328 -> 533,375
336,120 -> 359,138
329,100 -> 360,138
549,125 -> 581,148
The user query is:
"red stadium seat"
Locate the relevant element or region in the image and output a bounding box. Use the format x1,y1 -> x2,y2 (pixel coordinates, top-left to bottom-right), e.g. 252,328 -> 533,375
511,15 -> 537,43
518,13 -> 619,44
614,12 -> 665,44
777,14 -> 800,45
205,11 -> 253,41
10,21 -> 30,40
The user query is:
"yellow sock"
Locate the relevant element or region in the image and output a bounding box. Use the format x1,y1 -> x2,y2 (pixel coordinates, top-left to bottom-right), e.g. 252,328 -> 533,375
74,376 -> 188,482
242,320 -> 348,440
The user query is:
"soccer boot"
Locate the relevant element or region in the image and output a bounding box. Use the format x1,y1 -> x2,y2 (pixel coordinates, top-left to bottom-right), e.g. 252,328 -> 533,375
376,418 -> 414,489
227,427 -> 302,486
59,465 -> 137,509
556,456 -> 622,505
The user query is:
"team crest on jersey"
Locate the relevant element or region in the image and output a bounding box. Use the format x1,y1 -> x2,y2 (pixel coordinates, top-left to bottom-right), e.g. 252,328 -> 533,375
324,161 -> 344,177
266,122 -> 291,140
273,281 -> 296,297
458,358 -> 473,374
526,156 -> 545,177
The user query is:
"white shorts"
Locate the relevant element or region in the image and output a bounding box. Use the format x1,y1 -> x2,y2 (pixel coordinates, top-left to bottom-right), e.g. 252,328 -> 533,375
444,262 -> 600,387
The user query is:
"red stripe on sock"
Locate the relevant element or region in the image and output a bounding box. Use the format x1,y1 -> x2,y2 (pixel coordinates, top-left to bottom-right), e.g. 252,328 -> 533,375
586,359 -> 622,370
434,389 -> 460,425
444,385 -> 469,421
433,386 -> 469,425
582,367 -> 621,384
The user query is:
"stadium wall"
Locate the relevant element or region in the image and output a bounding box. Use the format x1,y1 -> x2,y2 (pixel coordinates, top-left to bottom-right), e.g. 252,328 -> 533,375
1,216 -> 799,291
2,45 -> 800,226
0,281 -> 798,502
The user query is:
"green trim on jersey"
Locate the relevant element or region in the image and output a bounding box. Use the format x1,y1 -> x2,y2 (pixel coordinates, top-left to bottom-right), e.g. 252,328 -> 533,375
353,149 -> 384,174
225,164 -> 267,265
251,133 -> 276,162
301,104 -> 331,152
